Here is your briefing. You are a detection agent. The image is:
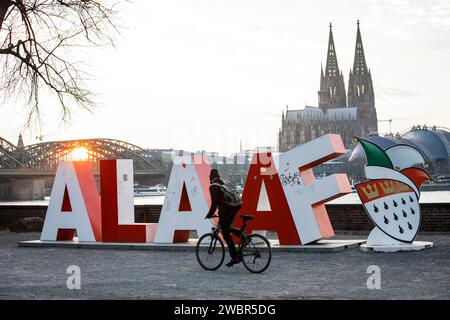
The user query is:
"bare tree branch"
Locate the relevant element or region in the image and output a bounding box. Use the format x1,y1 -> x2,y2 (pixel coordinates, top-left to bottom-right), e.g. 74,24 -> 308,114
0,0 -> 120,126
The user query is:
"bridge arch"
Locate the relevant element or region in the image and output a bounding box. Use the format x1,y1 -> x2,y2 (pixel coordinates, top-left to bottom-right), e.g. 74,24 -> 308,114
0,137 -> 167,173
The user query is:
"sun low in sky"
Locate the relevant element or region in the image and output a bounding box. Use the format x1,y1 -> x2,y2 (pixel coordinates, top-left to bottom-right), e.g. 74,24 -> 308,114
1,0 -> 449,155
67,147 -> 90,162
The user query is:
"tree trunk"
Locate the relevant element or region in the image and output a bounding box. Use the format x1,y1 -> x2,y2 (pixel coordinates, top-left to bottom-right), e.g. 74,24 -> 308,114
0,1 -> 11,32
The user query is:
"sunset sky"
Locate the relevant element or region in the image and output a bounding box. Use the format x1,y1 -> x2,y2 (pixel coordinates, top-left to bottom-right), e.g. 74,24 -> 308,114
1,0 -> 450,155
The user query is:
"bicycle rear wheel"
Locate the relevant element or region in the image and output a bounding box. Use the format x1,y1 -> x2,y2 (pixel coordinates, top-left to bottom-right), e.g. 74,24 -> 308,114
196,233 -> 225,271
241,234 -> 272,273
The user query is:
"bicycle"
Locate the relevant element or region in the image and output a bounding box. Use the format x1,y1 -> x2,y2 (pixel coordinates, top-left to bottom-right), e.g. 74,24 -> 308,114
196,214 -> 272,273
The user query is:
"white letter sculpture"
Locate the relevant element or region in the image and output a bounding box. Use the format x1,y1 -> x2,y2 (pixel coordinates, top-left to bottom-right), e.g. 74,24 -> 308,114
154,155 -> 212,243
274,134 -> 351,244
41,161 -> 101,242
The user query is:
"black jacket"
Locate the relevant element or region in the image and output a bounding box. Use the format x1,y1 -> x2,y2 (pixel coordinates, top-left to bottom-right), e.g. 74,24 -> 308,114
206,178 -> 241,220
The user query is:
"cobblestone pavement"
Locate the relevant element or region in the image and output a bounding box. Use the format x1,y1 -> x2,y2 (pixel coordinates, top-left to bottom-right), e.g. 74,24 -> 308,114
0,231 -> 449,299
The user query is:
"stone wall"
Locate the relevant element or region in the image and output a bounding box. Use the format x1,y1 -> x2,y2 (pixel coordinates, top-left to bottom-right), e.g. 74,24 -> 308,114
0,178 -> 46,201
326,203 -> 450,232
0,203 -> 449,232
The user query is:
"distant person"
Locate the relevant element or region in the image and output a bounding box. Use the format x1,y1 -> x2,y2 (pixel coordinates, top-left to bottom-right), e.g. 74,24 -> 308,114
205,169 -> 242,267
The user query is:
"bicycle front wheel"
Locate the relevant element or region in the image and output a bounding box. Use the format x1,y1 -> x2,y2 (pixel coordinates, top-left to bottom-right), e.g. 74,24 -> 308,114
196,233 -> 225,271
241,234 -> 272,273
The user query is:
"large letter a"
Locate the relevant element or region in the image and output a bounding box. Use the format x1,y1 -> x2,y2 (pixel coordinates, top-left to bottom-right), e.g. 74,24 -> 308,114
40,161 -> 101,242
153,155 -> 212,243
235,152 -> 301,245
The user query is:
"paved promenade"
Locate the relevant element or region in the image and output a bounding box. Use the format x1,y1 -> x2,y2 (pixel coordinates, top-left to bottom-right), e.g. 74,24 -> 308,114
0,231 -> 449,299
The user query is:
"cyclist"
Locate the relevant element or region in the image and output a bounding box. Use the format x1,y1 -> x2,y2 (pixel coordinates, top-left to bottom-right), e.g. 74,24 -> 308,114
205,169 -> 242,267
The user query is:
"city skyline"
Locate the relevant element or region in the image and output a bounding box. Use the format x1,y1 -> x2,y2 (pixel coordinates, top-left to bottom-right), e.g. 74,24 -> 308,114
1,0 -> 450,155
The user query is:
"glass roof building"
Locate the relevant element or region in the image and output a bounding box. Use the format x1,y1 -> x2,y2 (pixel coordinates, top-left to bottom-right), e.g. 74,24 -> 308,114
349,126 -> 450,179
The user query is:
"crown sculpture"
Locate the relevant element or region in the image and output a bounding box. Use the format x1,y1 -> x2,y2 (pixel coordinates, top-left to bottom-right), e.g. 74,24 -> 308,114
354,138 -> 434,252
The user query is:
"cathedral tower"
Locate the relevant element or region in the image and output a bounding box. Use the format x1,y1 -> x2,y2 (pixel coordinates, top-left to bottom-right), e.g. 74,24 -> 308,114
348,20 -> 378,136
318,23 -> 347,110
17,133 -> 24,149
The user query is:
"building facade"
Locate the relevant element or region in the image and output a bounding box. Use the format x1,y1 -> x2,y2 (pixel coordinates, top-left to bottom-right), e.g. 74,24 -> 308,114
279,21 -> 378,151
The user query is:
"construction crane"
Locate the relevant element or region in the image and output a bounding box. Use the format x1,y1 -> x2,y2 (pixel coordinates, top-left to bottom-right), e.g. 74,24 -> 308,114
378,119 -> 393,135
267,113 -> 425,136
265,112 -> 282,118
35,132 -> 60,142
378,117 -> 430,135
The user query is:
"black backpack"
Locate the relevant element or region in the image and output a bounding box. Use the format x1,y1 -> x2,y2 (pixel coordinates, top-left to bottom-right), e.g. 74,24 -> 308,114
211,182 -> 242,207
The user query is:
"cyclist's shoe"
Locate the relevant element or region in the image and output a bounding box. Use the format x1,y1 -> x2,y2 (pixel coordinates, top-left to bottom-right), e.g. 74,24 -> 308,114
225,258 -> 241,267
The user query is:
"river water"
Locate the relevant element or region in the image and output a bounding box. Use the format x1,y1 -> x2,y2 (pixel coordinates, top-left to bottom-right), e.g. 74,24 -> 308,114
1,191 -> 449,206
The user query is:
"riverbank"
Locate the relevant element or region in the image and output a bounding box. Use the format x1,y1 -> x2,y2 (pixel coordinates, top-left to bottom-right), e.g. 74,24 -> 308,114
0,202 -> 449,232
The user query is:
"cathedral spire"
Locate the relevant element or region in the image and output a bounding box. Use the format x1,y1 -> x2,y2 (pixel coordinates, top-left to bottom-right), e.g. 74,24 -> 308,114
17,133 -> 24,149
348,20 -> 378,137
352,19 -> 368,76
325,23 -> 340,78
318,22 -> 347,110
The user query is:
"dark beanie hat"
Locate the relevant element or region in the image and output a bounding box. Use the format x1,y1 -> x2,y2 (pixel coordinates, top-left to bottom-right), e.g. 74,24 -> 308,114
209,169 -> 220,182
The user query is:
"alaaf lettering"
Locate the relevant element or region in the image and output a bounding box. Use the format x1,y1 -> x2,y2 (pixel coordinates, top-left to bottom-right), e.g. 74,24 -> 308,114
41,134 -> 351,245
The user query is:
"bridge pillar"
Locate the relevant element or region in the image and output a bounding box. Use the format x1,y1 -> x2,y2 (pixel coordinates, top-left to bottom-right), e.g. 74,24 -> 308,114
8,178 -> 45,200
134,175 -> 166,187
0,182 -> 9,200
